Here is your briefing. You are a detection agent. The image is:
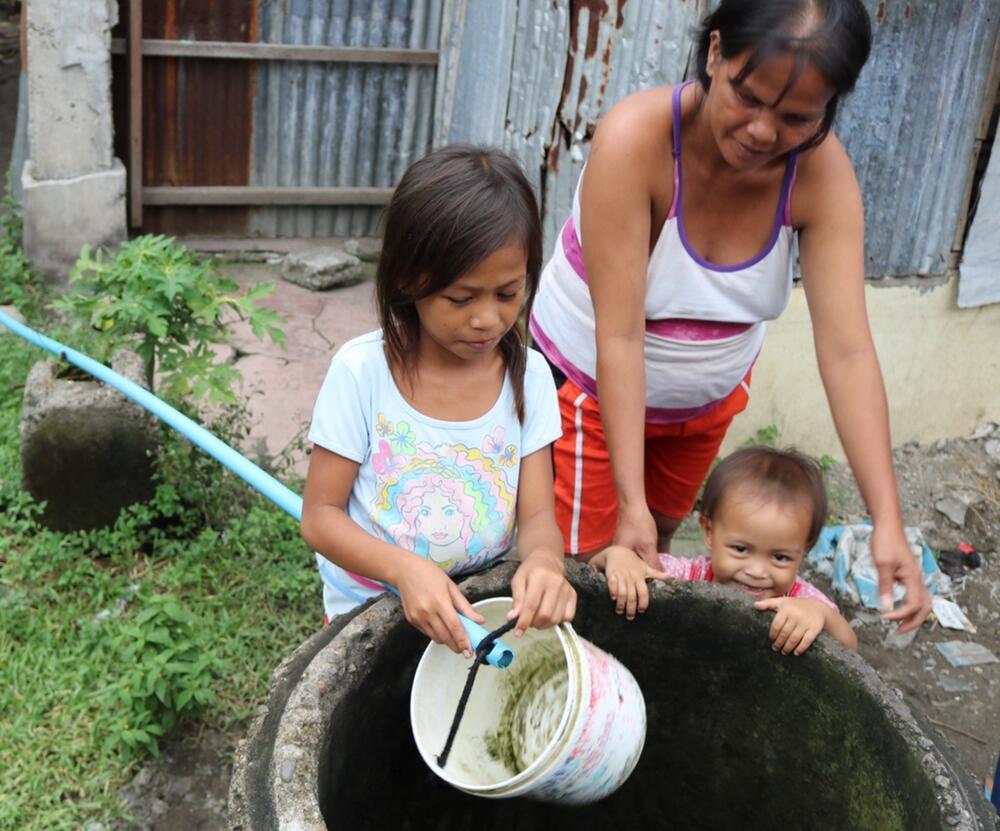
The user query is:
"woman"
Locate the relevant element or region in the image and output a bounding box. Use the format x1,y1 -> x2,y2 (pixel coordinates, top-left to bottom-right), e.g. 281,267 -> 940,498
529,0 -> 931,629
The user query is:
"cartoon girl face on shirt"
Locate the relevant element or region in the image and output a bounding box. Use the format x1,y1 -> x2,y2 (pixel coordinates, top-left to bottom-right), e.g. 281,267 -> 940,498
415,489 -> 467,562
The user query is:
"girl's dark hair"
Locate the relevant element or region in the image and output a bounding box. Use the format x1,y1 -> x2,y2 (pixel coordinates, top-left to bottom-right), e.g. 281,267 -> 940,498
701,446 -> 828,549
376,145 -> 543,423
694,0 -> 872,152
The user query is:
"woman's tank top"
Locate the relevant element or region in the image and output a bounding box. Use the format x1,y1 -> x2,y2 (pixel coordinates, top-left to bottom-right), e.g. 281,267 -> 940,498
529,81 -> 799,423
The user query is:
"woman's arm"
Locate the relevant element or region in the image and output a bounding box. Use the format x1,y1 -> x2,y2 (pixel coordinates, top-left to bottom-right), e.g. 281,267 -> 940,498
301,445 -> 484,653
796,136 -> 931,632
510,446 -> 577,634
580,91 -> 666,562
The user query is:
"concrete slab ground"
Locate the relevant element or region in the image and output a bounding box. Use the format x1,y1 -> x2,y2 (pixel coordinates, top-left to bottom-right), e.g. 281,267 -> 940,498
217,261 -> 379,480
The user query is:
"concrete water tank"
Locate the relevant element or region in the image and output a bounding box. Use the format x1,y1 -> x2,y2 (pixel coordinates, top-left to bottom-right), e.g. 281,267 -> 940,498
229,562 -> 997,830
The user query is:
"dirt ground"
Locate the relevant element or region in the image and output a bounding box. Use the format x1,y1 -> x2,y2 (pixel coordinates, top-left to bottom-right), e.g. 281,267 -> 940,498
116,429 -> 1000,830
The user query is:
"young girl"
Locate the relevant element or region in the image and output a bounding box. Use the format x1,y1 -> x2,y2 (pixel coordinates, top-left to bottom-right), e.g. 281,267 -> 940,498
594,446 -> 857,655
301,145 -> 576,657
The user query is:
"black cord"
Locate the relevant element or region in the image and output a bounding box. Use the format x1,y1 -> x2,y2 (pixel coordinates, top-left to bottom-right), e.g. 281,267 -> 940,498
436,620 -> 518,769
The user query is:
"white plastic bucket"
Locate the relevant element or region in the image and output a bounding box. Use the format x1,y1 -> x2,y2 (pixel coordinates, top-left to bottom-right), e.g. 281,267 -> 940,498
410,597 -> 646,804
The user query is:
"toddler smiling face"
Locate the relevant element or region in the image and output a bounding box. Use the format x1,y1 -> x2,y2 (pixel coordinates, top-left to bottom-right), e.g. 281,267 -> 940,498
700,488 -> 813,600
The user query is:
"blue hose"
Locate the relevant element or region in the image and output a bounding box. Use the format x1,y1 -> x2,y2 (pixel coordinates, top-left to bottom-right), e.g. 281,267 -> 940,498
0,307 -> 513,669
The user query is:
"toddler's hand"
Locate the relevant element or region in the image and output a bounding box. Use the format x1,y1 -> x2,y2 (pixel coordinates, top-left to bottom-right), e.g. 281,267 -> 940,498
753,596 -> 827,655
600,545 -> 668,621
508,551 -> 577,635
396,556 -> 485,656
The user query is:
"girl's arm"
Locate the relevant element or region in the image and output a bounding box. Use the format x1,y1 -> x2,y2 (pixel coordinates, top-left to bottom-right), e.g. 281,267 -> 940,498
509,445 -> 577,634
579,91 -> 664,562
301,445 -> 484,655
795,136 -> 931,633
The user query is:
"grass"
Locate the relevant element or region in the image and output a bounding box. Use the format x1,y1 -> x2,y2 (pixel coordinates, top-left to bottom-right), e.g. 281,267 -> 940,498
0,332 -> 320,829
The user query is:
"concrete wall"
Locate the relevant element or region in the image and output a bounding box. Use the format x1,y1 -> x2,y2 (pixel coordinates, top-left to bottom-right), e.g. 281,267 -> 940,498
22,0 -> 125,284
722,274 -> 1000,459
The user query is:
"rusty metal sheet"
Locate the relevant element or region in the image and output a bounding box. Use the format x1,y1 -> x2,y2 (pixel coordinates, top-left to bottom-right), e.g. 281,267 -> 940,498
139,0 -> 256,236
497,0 -> 705,253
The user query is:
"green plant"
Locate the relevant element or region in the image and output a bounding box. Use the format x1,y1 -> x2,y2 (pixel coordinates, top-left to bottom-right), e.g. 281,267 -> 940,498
52,234 -> 286,404
99,593 -> 220,758
741,424 -> 781,448
0,181 -> 43,320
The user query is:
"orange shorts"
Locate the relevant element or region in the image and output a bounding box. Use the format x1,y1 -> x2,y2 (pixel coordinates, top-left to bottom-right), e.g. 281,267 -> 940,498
552,374 -> 751,555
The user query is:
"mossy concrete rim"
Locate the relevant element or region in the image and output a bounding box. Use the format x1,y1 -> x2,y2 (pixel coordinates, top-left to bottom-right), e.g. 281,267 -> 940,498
228,561 -> 998,831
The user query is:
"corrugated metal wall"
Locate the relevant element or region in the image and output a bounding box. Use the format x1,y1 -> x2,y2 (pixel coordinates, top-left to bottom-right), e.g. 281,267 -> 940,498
441,0 -> 1000,278
250,0 -> 442,238
839,1 -> 1000,276
116,0 -> 999,277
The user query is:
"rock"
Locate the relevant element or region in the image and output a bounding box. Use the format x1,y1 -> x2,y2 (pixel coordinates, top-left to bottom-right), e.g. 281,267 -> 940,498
343,236 -> 382,263
970,423 -> 995,440
883,625 -> 919,650
935,495 -> 968,528
281,249 -> 366,291
983,438 -> 1000,462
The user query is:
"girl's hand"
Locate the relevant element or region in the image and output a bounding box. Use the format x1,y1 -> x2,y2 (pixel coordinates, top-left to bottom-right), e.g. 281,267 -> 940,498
601,545 -> 668,620
508,551 -> 577,636
753,597 -> 827,655
612,503 -> 661,568
870,522 -> 932,632
395,557 -> 485,656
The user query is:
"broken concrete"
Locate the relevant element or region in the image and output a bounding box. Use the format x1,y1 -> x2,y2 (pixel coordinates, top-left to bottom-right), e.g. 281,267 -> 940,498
20,349 -> 159,531
280,249 -> 367,291
228,562 -> 997,831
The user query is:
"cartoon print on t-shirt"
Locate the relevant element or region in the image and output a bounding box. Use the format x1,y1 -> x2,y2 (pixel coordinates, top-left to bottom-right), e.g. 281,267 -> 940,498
370,419 -> 516,572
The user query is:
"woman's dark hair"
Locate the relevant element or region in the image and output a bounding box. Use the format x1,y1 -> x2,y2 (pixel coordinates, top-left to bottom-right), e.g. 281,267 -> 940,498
376,145 -> 543,423
694,0 -> 872,151
701,446 -> 828,550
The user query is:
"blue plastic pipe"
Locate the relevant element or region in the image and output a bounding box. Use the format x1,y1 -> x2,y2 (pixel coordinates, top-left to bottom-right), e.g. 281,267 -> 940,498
0,308 -> 513,669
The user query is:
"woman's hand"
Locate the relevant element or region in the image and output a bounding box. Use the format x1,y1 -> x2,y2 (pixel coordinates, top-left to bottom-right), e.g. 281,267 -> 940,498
871,522 -> 932,632
395,557 -> 485,656
509,550 -> 577,635
753,596 -> 827,655
612,503 -> 661,568
599,544 -> 668,620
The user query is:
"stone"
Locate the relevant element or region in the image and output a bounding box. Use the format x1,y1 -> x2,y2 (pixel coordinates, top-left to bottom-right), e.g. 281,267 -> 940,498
935,495 -> 968,528
281,249 -> 366,291
883,625 -> 919,650
983,439 -> 1000,462
343,237 -> 382,263
19,349 -> 159,530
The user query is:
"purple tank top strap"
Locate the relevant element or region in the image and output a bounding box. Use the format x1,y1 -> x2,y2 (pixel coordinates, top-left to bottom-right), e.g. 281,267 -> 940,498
667,81 -> 695,219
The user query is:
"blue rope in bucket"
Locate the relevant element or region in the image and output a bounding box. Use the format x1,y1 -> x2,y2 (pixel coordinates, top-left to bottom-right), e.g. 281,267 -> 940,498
0,307 -> 515,668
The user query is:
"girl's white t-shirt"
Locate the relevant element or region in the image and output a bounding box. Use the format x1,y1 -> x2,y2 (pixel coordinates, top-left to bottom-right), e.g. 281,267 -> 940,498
308,330 -> 561,619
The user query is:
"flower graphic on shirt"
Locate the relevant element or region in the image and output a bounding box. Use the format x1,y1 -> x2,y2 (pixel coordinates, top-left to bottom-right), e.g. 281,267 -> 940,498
500,444 -> 517,467
372,439 -> 403,476
482,426 -> 505,456
390,421 -> 416,455
375,413 -> 393,438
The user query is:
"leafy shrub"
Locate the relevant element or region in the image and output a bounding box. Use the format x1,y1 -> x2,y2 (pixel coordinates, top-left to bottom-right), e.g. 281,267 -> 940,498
101,594 -> 220,758
52,234 -> 286,404
0,184 -> 43,320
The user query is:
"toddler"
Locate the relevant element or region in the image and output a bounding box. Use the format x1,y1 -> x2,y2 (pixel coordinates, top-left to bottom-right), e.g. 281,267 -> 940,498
595,446 -> 857,654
